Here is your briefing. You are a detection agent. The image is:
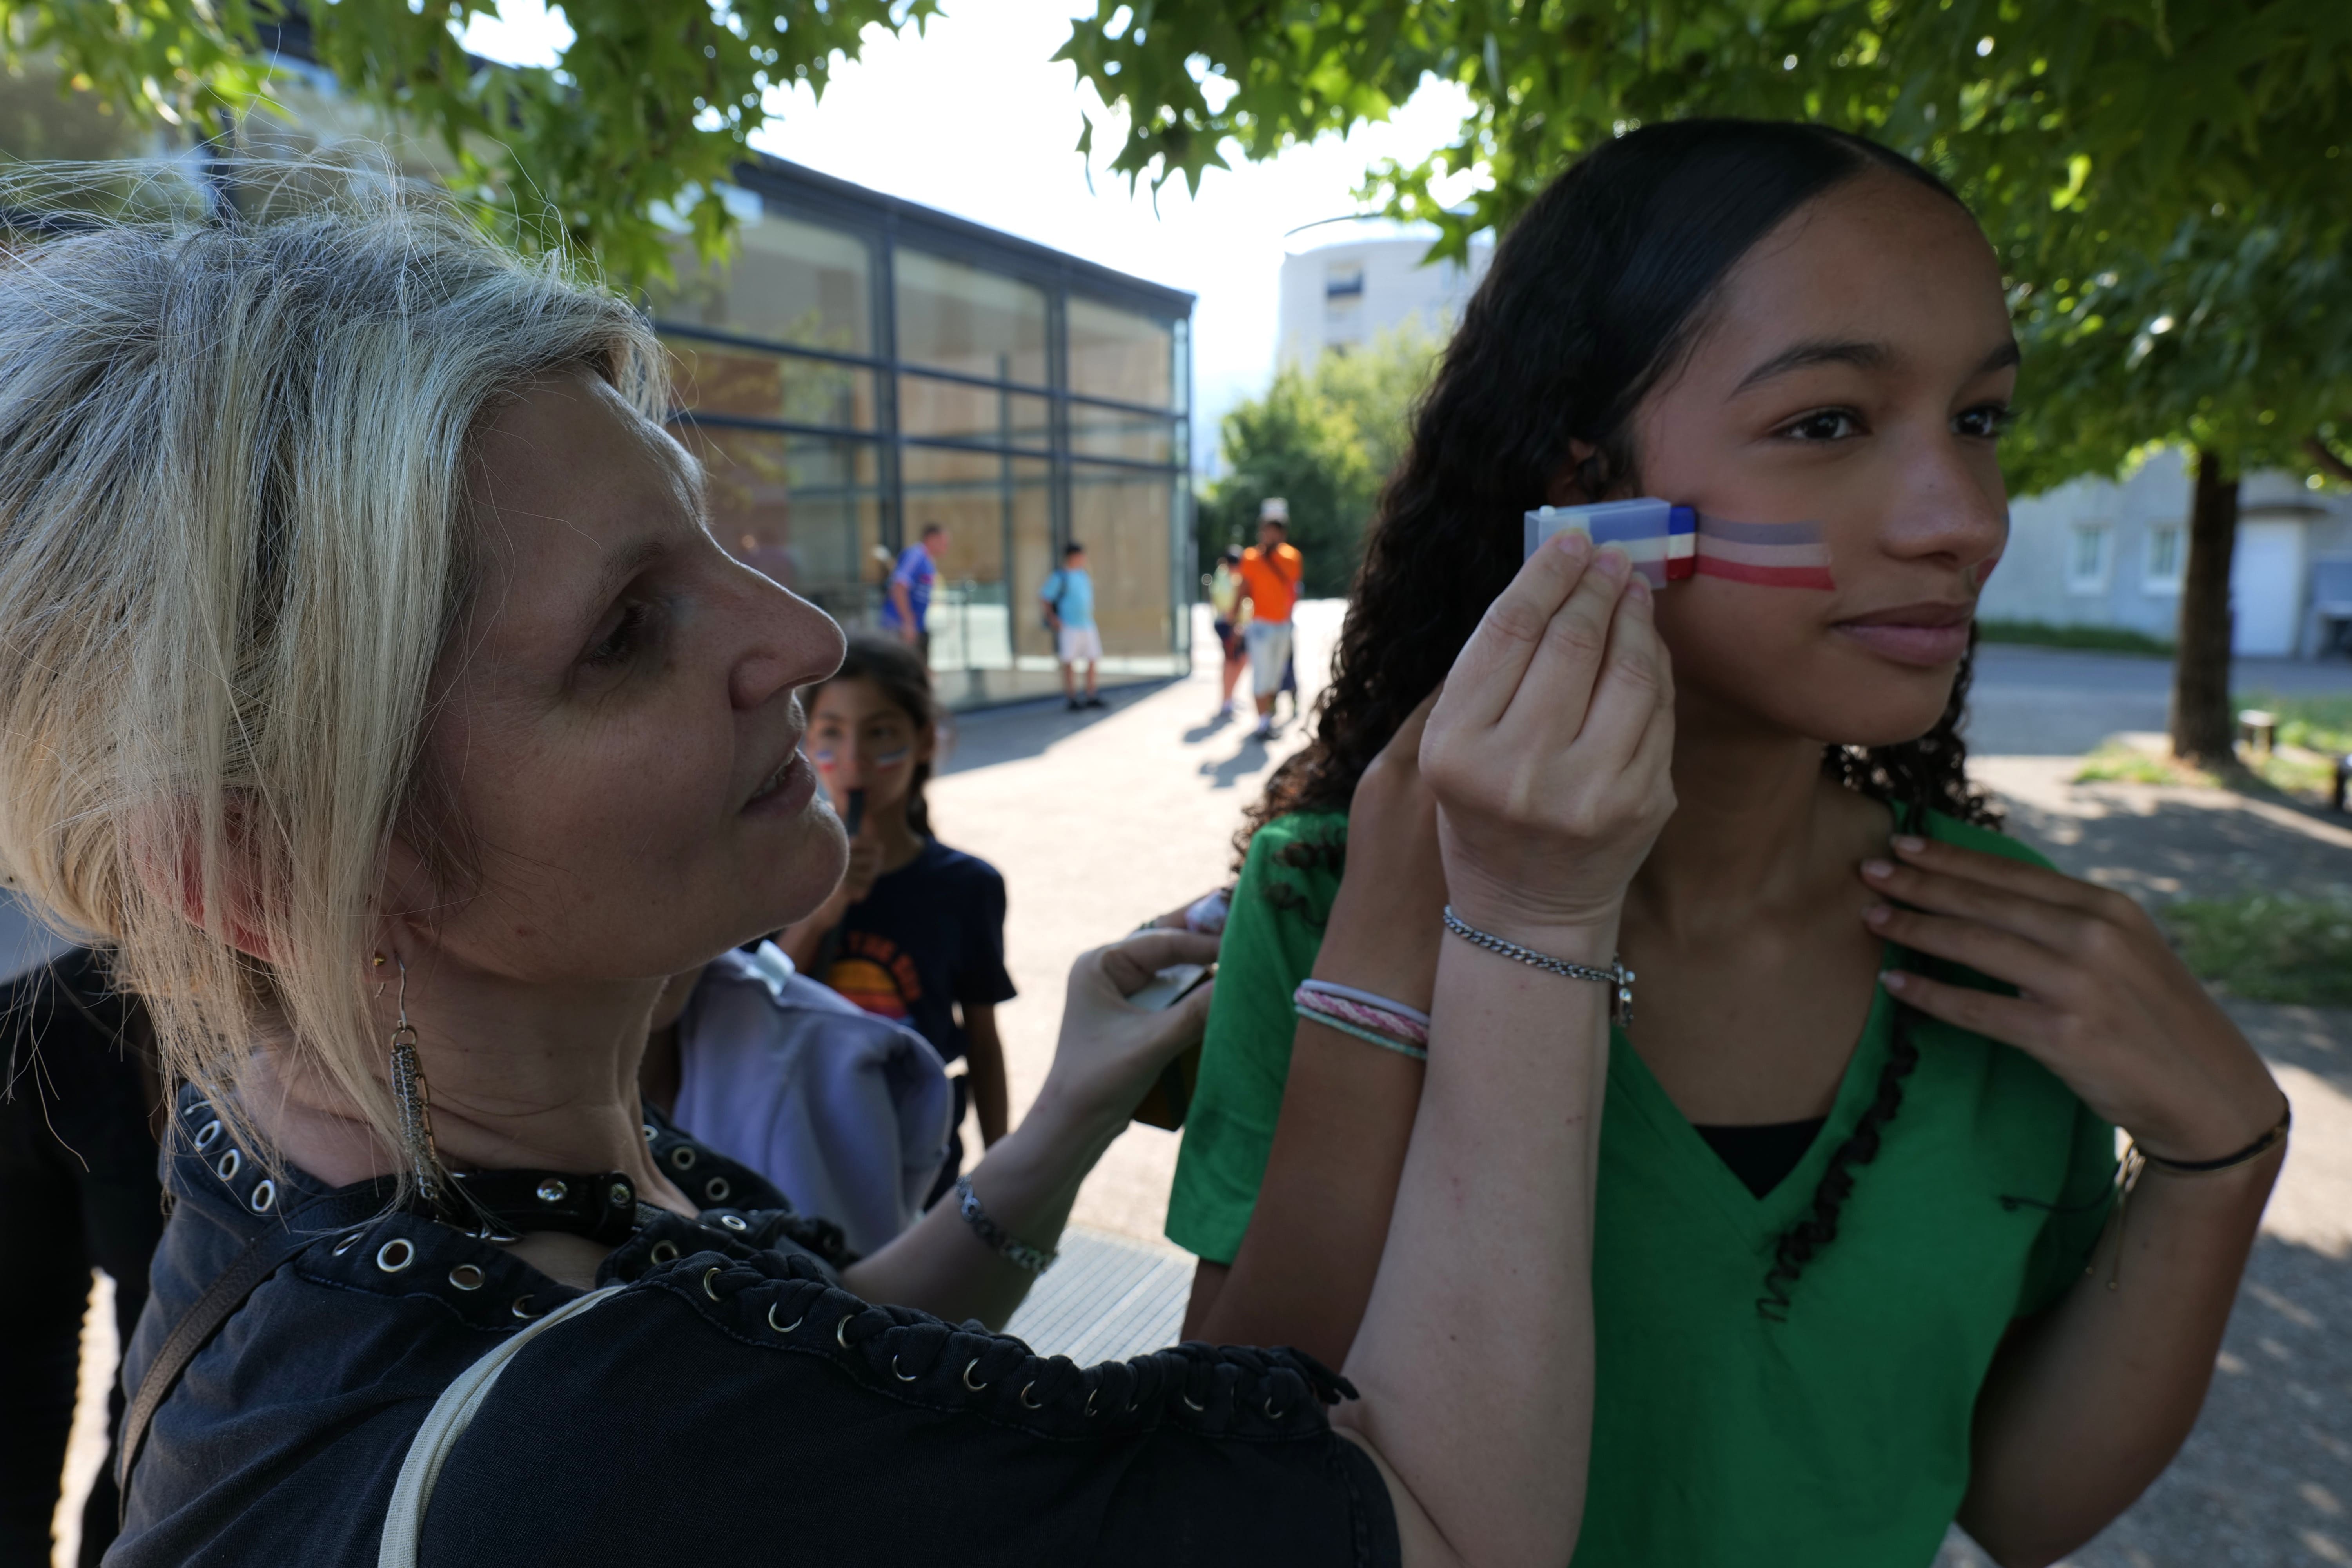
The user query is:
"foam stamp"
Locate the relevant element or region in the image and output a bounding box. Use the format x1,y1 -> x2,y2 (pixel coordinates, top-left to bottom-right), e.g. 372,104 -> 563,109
1524,500 -> 1835,590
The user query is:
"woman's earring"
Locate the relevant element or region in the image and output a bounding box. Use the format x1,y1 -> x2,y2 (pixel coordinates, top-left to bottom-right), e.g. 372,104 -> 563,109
383,956 -> 445,1206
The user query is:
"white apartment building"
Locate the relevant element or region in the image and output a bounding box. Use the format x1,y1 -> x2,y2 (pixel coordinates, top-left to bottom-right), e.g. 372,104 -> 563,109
1276,224 -> 1494,371
1982,447 -> 2352,659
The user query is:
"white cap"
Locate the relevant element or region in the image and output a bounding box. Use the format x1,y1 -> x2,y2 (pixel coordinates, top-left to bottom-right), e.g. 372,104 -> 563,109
1259,497 -> 1290,523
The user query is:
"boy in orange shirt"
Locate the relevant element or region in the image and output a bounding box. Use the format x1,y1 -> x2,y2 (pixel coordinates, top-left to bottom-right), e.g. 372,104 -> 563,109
1236,497 -> 1305,741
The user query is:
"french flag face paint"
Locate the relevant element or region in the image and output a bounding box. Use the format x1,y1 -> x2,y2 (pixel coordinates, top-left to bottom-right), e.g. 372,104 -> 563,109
1524,500 -> 1835,591
1524,500 -> 1695,587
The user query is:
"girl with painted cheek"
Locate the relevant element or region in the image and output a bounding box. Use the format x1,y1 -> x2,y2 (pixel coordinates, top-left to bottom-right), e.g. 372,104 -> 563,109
1168,118 -> 2286,1568
779,634 -> 1014,1195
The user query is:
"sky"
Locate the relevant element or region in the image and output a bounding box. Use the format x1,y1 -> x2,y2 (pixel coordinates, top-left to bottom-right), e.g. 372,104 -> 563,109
459,0 -> 1479,470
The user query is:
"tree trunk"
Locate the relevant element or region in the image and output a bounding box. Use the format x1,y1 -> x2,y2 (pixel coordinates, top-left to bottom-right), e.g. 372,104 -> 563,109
2170,447 -> 2239,764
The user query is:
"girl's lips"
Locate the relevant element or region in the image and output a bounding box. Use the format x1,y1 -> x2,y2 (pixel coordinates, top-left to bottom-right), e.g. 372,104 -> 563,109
743,750 -> 817,818
1833,619 -> 1973,667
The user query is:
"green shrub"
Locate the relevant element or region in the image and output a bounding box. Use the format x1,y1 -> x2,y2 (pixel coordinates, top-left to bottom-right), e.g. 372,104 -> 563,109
2165,892 -> 2352,1007
2073,741 -> 2205,786
1976,619 -> 2174,657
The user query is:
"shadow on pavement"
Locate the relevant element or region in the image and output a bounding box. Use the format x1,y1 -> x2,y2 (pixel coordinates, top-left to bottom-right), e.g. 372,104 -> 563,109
932,679 -> 1181,777
1198,731 -> 1278,791
1996,786 -> 2352,906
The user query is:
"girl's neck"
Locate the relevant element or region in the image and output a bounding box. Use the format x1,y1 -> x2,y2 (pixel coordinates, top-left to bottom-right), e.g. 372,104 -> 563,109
865,790 -> 927,873
249,960 -> 695,1215
1631,686 -> 1889,938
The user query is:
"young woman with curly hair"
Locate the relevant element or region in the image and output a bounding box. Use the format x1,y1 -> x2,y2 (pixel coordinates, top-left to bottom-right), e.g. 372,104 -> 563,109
1167,120 -> 2287,1568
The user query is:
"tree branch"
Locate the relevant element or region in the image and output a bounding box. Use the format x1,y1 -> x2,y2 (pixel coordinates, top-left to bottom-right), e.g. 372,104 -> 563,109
2307,434 -> 2352,486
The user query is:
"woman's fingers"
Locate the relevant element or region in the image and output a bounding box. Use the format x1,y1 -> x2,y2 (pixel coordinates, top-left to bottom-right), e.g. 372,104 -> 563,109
1878,967 -> 2049,1051
1864,903 -> 2082,1003
1441,530 -> 1599,733
1093,930 -> 1220,999
1570,573 -> 1672,778
1499,546 -> 1637,740
1887,833 -> 2120,916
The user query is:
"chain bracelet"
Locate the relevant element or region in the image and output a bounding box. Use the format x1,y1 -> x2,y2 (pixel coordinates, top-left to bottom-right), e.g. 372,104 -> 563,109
1441,905 -> 1635,1026
953,1176 -> 1058,1275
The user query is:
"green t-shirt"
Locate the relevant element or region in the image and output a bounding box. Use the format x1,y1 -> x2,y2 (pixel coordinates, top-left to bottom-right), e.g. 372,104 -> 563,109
1167,806 -> 2118,1568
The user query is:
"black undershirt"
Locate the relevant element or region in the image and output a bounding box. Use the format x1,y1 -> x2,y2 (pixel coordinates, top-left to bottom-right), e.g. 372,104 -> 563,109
1691,1118 -> 1827,1199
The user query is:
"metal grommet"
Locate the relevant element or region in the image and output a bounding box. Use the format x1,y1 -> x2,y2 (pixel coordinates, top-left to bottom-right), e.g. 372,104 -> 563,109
448,1264 -> 485,1291
194,1119 -> 223,1150
962,1359 -> 988,1392
247,1179 -> 276,1214
1084,1388 -> 1099,1417
891,1354 -> 919,1383
835,1314 -> 855,1350
648,1240 -> 679,1265
704,1177 -> 731,1203
1265,1398 -> 1283,1420
375,1238 -> 414,1274
768,1300 -> 804,1334
214,1148 -> 241,1181
642,1123 -> 657,1142
511,1295 -> 537,1319
608,1180 -> 633,1209
1181,1394 -> 1205,1412
535,1177 -> 568,1203
1020,1382 -> 1044,1410
669,1145 -> 697,1171
701,1266 -> 723,1301
718,1214 -> 748,1232
332,1231 -> 365,1257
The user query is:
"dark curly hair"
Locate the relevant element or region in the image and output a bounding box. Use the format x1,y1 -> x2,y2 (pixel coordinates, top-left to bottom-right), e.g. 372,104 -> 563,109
817,633 -> 946,838
1245,119 -> 2001,1315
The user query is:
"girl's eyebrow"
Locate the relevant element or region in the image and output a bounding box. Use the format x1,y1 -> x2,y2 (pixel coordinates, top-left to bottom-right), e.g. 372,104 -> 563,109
1734,336 -> 2021,397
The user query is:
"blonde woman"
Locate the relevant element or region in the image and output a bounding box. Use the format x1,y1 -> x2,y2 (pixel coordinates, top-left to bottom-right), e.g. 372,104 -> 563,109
0,177 -> 1672,1567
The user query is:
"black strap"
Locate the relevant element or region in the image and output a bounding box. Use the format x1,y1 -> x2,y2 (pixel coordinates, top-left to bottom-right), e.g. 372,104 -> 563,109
116,1189 -> 383,1522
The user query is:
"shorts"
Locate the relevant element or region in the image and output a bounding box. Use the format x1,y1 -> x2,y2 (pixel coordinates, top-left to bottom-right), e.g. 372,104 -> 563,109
1056,624 -> 1103,664
1245,619 -> 1293,698
1213,619 -> 1243,662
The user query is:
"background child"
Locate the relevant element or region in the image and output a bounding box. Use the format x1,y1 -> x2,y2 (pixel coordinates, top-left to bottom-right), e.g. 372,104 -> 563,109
779,633 -> 1016,1200
1040,540 -> 1102,710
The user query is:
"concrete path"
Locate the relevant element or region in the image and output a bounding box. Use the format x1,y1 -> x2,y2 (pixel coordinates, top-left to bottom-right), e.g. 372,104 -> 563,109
1966,646 -> 2352,758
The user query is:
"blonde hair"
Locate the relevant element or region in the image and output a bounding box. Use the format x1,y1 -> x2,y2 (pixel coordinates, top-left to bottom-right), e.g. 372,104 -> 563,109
0,163 -> 667,1175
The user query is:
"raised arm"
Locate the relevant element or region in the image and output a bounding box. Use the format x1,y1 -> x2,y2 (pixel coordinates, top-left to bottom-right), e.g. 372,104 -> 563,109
1333,535 -> 1675,1568
1189,693 -> 1446,1362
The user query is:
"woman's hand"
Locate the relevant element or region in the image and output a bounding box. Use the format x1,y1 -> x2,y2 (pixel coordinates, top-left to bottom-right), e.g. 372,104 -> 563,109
1419,535 -> 1677,954
1860,837 -> 2284,1160
1037,928 -> 1220,1129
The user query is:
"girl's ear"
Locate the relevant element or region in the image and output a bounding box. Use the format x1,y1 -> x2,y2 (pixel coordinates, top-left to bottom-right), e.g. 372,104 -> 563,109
1544,439 -> 1606,507
914,719 -> 937,769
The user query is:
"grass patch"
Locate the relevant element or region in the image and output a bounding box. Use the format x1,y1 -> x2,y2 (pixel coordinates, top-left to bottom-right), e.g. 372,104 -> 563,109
2235,691 -> 2352,757
2073,741 -> 2215,788
1977,619 -> 2174,657
2165,892 -> 2352,1007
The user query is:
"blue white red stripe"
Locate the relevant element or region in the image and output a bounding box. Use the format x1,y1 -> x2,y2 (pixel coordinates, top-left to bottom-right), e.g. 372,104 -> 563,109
1524,501 -> 1833,590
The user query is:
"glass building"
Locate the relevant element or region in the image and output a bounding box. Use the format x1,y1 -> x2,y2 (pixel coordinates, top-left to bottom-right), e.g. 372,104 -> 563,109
650,156 -> 1196,708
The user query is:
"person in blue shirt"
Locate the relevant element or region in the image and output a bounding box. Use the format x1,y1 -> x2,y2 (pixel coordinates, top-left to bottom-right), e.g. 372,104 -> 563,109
1040,541 -> 1102,711
880,522 -> 946,659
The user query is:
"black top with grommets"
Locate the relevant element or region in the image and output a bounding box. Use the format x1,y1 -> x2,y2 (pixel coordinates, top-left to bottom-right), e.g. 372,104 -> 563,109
109,1085 -> 1397,1568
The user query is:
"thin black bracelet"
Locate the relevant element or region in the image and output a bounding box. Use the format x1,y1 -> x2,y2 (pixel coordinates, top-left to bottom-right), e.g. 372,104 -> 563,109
1441,905 -> 1635,1026
953,1176 -> 1058,1275
2134,1101 -> 2292,1175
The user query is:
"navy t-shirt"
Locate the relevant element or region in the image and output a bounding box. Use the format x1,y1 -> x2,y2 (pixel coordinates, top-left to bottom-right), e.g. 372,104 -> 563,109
821,838 -> 1015,1067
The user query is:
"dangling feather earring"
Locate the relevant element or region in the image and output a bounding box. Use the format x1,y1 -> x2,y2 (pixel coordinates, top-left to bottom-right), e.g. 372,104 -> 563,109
376,953 -> 444,1207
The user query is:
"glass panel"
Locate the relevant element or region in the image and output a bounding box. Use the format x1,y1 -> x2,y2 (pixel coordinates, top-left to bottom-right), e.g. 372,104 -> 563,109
894,250 -> 1048,386
649,211 -> 873,356
1067,297 -> 1176,409
1069,405 -> 1176,464
898,447 -> 1052,673
674,423 -> 883,628
898,372 -> 1050,449
666,339 -> 877,430
1069,465 -> 1177,660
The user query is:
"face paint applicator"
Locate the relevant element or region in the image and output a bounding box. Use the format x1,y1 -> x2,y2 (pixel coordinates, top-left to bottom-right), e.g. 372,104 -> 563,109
1524,500 -> 1836,591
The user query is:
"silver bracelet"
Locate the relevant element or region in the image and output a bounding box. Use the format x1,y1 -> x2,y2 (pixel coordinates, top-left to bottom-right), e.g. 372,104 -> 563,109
953,1175 -> 1058,1275
1441,905 -> 1635,1025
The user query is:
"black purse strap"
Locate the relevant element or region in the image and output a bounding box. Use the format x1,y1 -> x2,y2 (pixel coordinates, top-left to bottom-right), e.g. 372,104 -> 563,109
116,1188 -> 384,1522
